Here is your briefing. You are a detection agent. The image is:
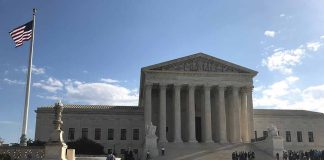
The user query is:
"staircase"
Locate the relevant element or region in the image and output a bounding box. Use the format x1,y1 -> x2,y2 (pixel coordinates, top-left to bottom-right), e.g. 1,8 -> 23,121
153,143 -> 274,160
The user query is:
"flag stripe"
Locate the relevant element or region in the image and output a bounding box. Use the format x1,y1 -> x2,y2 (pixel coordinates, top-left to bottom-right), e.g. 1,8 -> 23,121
9,20 -> 33,47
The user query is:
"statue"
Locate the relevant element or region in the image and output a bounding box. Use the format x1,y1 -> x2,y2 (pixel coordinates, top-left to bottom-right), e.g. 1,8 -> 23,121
143,122 -> 158,158
44,100 -> 67,160
268,124 -> 279,137
145,122 -> 156,137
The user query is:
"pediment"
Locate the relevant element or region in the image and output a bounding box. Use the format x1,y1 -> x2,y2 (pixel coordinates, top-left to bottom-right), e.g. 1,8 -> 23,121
143,53 -> 257,75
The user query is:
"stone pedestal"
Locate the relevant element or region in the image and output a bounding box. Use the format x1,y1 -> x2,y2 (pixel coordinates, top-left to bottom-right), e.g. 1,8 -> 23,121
254,125 -> 284,158
44,143 -> 67,160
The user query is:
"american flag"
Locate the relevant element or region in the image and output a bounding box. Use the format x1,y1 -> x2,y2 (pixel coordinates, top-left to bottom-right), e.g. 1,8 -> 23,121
9,20 -> 33,47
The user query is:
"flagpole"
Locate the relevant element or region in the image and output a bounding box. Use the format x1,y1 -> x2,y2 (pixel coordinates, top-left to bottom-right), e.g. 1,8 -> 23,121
20,8 -> 36,146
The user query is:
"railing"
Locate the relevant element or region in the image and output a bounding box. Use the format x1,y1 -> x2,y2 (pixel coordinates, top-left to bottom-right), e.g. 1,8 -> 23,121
0,146 -> 45,160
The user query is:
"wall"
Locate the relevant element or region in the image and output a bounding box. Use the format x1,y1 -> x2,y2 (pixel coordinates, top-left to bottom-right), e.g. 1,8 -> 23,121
253,109 -> 324,151
35,107 -> 144,156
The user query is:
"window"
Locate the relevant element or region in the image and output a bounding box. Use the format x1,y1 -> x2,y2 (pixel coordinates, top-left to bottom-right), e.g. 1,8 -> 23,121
107,149 -> 112,154
308,132 -> 314,142
263,131 -> 268,137
108,128 -> 114,140
82,128 -> 88,139
297,131 -> 303,142
121,129 -> 127,140
68,128 -> 75,140
254,131 -> 257,139
95,128 -> 101,140
120,149 -> 126,154
286,131 -> 291,142
133,129 -> 139,140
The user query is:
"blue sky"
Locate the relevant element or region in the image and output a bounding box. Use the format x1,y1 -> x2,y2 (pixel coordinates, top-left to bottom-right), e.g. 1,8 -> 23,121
1,0 -> 324,143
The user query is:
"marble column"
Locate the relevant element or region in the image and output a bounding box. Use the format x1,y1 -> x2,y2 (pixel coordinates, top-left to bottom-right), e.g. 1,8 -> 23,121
173,84 -> 183,143
144,83 -> 153,126
202,85 -> 213,143
240,87 -> 249,143
247,86 -> 254,141
188,84 -> 197,142
232,86 -> 241,143
159,84 -> 168,143
217,85 -> 227,143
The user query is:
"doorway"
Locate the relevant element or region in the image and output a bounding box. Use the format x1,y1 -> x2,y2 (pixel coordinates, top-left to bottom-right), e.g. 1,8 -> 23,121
195,117 -> 202,142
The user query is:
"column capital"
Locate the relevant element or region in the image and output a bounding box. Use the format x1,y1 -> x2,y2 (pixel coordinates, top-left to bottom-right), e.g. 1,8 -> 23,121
245,85 -> 254,92
174,83 -> 182,89
203,84 -> 212,89
159,83 -> 168,89
217,84 -> 227,89
145,82 -> 154,87
240,87 -> 249,94
188,83 -> 196,88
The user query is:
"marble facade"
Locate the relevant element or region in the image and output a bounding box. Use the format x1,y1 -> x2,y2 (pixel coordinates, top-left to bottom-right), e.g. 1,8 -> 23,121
34,53 -> 324,156
140,53 -> 257,144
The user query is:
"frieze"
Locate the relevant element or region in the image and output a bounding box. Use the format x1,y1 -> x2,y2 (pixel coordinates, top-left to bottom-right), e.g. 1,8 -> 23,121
151,57 -> 248,73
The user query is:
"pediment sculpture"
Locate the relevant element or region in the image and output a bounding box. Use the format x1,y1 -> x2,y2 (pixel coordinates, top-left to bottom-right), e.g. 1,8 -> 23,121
151,57 -> 247,73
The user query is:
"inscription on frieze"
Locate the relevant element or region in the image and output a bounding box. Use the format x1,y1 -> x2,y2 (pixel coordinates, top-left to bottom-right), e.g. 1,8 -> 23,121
152,57 -> 247,73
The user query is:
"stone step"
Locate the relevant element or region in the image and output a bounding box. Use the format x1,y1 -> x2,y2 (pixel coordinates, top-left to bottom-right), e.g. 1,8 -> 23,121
152,143 -> 274,160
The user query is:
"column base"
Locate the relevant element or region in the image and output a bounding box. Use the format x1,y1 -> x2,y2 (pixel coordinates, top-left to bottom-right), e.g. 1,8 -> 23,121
158,139 -> 168,144
173,139 -> 183,143
203,140 -> 214,143
188,140 -> 198,143
219,139 -> 228,144
243,140 -> 251,143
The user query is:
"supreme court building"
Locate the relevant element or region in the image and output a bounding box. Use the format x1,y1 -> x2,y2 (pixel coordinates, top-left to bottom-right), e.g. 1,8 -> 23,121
35,53 -> 324,156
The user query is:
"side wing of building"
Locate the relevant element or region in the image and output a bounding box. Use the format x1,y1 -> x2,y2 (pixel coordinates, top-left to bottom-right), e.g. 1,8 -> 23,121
35,105 -> 144,155
253,109 -> 324,150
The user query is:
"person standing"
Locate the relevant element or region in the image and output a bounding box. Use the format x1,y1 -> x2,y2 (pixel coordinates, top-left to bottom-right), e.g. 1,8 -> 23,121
276,153 -> 279,160
161,147 -> 165,156
106,151 -> 116,160
146,151 -> 150,160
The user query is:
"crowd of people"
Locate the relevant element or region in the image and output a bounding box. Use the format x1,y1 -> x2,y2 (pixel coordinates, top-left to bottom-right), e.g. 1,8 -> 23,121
280,150 -> 324,160
106,149 -> 136,160
232,151 -> 255,160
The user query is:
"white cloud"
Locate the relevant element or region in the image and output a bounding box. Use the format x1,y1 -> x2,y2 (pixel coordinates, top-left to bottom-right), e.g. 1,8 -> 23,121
255,77 -> 324,113
0,121 -> 18,125
264,31 -> 276,38
273,48 -> 284,52
33,77 -> 63,93
22,65 -> 45,75
82,70 -> 88,74
280,14 -> 285,17
3,78 -> 25,85
306,42 -> 322,52
64,80 -> 138,105
262,47 -> 305,74
100,78 -> 119,83
263,40 -> 322,75
320,35 -> 324,39
36,95 -> 61,100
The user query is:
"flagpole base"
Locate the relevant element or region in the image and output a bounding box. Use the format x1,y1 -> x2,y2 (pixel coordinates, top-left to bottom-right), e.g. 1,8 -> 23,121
20,134 -> 27,146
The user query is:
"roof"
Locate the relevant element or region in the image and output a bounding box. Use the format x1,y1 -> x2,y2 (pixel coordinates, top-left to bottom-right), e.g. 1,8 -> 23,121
36,104 -> 143,114
36,105 -> 324,118
254,109 -> 324,118
142,53 -> 258,75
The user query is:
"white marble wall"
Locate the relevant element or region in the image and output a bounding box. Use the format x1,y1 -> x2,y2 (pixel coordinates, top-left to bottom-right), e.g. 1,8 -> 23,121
35,108 -> 144,156
253,110 -> 324,150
